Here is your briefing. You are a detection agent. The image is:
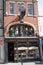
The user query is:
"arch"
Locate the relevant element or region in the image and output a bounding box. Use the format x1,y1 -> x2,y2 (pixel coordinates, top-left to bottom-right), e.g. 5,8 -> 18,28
9,24 -> 34,37
6,21 -> 36,32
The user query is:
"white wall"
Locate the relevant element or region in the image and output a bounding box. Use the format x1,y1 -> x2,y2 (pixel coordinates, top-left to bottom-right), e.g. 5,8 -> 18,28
38,17 -> 43,36
38,0 -> 43,36
38,0 -> 43,16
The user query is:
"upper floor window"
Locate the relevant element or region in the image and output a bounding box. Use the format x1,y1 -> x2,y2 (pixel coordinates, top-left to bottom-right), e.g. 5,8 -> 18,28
28,4 -> 33,16
18,3 -> 24,15
9,3 -> 14,15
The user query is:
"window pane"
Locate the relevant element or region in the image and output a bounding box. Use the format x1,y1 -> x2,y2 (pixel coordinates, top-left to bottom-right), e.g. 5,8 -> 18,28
28,4 -> 33,15
10,3 -> 14,14
18,3 -> 23,15
9,24 -> 34,37
14,41 -> 39,61
15,25 -> 19,36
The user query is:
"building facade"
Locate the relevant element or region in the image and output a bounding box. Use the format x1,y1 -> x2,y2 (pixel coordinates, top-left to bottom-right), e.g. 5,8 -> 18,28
4,0 -> 40,62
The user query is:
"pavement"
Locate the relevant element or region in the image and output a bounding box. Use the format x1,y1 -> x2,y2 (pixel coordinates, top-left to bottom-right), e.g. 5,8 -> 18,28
0,61 -> 43,65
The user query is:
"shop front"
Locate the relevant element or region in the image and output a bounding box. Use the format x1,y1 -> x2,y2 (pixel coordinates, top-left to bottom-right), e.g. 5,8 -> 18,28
5,37 -> 40,62
4,23 -> 40,62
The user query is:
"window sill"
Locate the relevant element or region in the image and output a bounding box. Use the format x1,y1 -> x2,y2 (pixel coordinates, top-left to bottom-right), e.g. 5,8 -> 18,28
18,14 -> 20,16
4,14 -> 18,16
8,14 -> 15,16
27,14 -> 34,17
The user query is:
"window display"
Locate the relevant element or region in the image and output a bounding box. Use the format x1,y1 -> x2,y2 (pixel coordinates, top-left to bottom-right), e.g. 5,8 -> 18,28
7,41 -> 40,62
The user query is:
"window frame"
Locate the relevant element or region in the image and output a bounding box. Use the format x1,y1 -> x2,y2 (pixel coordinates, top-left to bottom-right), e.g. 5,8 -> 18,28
17,2 -> 24,15
27,2 -> 33,16
9,1 -> 15,15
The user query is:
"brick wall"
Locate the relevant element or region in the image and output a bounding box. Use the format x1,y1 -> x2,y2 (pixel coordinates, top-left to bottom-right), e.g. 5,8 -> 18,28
4,0 -> 38,36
